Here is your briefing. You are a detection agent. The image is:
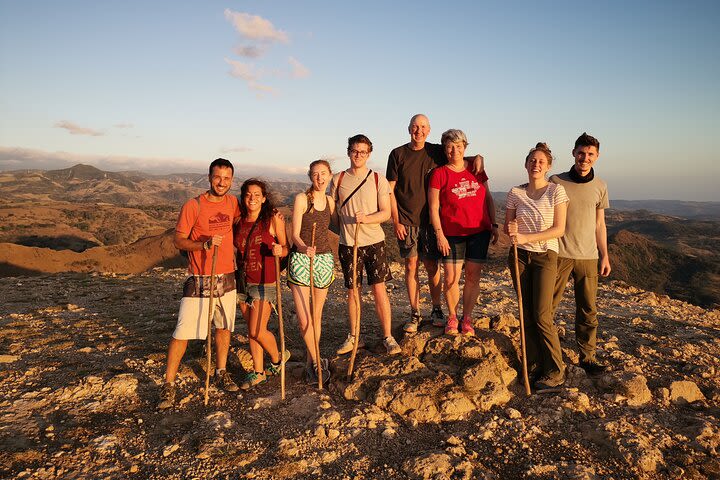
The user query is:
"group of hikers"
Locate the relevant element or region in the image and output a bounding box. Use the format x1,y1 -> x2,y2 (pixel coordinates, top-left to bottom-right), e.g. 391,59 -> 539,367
157,114 -> 611,410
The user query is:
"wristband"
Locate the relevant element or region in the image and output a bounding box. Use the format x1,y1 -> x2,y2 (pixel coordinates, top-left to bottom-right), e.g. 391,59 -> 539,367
492,223 -> 499,228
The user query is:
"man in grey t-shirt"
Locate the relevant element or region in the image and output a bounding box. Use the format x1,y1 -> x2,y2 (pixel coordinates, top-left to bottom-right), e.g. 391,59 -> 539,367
550,132 -> 611,375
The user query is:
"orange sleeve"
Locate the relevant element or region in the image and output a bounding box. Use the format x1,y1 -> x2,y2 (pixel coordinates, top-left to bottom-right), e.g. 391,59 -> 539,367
176,198 -> 200,236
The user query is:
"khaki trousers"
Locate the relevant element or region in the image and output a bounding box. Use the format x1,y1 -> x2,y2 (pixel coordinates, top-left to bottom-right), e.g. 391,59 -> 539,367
508,248 -> 564,377
552,257 -> 599,363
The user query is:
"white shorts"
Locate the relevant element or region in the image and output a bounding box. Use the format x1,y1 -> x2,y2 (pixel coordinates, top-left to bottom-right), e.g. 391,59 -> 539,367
172,290 -> 237,340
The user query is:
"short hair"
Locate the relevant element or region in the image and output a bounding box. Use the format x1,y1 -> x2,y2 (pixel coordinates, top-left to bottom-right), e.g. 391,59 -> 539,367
347,134 -> 373,153
408,113 -> 429,128
526,142 -> 554,166
574,132 -> 600,151
209,158 -> 234,175
440,129 -> 468,147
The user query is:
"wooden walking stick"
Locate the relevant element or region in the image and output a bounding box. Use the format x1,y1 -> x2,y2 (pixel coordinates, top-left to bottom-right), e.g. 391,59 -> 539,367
347,223 -> 362,379
308,223 -> 323,388
512,243 -> 532,396
274,254 -> 286,400
204,245 -> 219,406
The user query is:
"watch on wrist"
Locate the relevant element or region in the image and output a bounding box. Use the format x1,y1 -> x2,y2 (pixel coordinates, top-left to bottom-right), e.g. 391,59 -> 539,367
492,223 -> 499,228
203,240 -> 211,250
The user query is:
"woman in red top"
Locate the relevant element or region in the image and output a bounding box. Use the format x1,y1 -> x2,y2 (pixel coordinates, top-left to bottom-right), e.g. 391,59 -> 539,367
234,179 -> 289,390
428,129 -> 498,336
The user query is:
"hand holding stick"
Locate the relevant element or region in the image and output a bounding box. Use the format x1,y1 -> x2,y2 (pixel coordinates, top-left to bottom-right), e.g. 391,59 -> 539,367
347,223 -> 362,379
204,246 -> 219,406
309,223 -> 322,388
512,243 -> 532,396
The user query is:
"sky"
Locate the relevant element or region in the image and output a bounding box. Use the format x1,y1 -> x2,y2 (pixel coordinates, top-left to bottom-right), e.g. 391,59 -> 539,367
1,0 -> 719,201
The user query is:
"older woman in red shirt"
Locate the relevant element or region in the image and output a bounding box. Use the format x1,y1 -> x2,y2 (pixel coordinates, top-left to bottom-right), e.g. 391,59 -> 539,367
428,129 -> 498,336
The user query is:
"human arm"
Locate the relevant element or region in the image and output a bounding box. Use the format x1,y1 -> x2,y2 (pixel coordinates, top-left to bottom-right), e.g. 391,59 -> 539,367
291,193 -> 315,256
508,201 -> 568,245
174,231 -> 222,251
271,211 -> 289,258
596,208 -> 611,276
428,187 -> 450,256
388,180 -> 407,240
483,182 -> 499,244
463,154 -> 485,175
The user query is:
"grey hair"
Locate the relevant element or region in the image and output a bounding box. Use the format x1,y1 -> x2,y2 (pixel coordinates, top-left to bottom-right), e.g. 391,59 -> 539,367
441,129 -> 468,147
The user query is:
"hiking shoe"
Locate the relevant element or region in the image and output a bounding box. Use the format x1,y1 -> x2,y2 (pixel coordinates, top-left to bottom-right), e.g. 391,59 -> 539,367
157,382 -> 176,410
336,333 -> 364,355
534,371 -> 566,390
431,307 -> 446,327
403,311 -> 422,333
460,317 -> 475,336
444,316 -> 459,335
213,370 -> 240,392
240,371 -> 267,390
384,336 -> 402,355
265,350 -> 292,376
307,358 -> 331,386
579,359 -> 609,375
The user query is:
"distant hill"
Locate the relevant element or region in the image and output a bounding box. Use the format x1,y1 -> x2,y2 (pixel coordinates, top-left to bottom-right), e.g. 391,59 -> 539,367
611,200 -> 720,220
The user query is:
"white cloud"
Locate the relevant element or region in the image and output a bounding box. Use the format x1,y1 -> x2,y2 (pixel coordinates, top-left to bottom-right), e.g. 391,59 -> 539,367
224,58 -> 276,94
234,45 -> 268,58
224,10 -> 288,43
54,121 -> 104,137
288,57 -> 310,78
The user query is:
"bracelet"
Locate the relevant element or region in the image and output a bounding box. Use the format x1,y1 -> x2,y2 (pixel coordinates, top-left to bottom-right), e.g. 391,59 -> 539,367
492,223 -> 499,228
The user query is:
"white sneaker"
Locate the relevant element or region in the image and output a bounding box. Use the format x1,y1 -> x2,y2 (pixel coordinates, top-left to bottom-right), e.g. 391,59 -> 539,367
336,333 -> 364,355
383,336 -> 402,355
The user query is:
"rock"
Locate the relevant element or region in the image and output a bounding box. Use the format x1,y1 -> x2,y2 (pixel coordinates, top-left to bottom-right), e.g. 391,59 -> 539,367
669,381 -> 705,404
382,428 -> 396,439
0,355 -> 20,363
505,408 -> 522,419
618,374 -> 652,406
204,411 -> 233,430
403,452 -> 454,480
162,443 -> 180,457
327,429 -> 340,440
316,410 -> 341,426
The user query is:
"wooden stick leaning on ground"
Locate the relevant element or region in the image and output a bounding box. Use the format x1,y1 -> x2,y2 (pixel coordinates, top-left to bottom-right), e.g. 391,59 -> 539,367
308,223 -> 322,388
512,243 -> 532,396
274,255 -> 286,400
347,223 -> 361,379
204,245 -> 219,406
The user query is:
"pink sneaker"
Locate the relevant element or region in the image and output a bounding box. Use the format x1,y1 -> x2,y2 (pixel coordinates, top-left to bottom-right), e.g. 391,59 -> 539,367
461,317 -> 475,336
445,316 -> 459,335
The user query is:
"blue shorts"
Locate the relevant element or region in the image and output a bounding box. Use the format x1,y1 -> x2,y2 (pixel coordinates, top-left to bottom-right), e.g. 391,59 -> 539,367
443,230 -> 491,264
238,283 -> 277,306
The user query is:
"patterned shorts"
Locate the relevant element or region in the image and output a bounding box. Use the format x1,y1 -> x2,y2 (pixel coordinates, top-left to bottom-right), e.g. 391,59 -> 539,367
338,240 -> 392,289
287,251 -> 335,289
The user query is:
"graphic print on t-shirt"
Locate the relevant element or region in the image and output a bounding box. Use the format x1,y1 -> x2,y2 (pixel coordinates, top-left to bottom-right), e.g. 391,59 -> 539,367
451,177 -> 482,200
209,212 -> 231,228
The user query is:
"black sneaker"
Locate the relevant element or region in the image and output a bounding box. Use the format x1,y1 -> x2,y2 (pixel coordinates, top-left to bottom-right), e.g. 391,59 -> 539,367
213,370 -> 240,392
534,371 -> 566,390
579,359 -> 609,375
430,307 -> 446,327
403,311 -> 422,333
306,358 -> 331,386
157,382 -> 176,410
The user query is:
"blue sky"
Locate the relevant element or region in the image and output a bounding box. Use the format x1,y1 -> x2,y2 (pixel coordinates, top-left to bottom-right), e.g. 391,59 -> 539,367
1,1 -> 718,200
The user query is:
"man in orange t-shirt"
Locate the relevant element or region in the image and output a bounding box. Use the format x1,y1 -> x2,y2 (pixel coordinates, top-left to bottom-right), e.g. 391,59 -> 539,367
158,158 -> 241,410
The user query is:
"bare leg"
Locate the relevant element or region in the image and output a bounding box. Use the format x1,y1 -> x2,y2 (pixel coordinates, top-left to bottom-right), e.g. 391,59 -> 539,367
241,300 -> 279,372
442,262 -> 462,318
462,262 -> 484,319
214,328 -> 231,371
164,338 -> 188,383
290,284 -> 318,364
371,282 -> 393,338
404,256 -> 420,312
423,258 -> 442,307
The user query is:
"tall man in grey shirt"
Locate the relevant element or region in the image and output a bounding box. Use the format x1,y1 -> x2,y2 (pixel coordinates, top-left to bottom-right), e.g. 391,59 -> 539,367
550,132 -> 611,375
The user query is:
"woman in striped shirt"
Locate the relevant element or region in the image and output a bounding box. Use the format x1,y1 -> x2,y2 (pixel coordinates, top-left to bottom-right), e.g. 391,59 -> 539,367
505,142 -> 569,391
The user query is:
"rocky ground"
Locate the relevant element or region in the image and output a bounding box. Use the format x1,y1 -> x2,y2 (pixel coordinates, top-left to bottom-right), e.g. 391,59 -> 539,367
1,258 -> 719,479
